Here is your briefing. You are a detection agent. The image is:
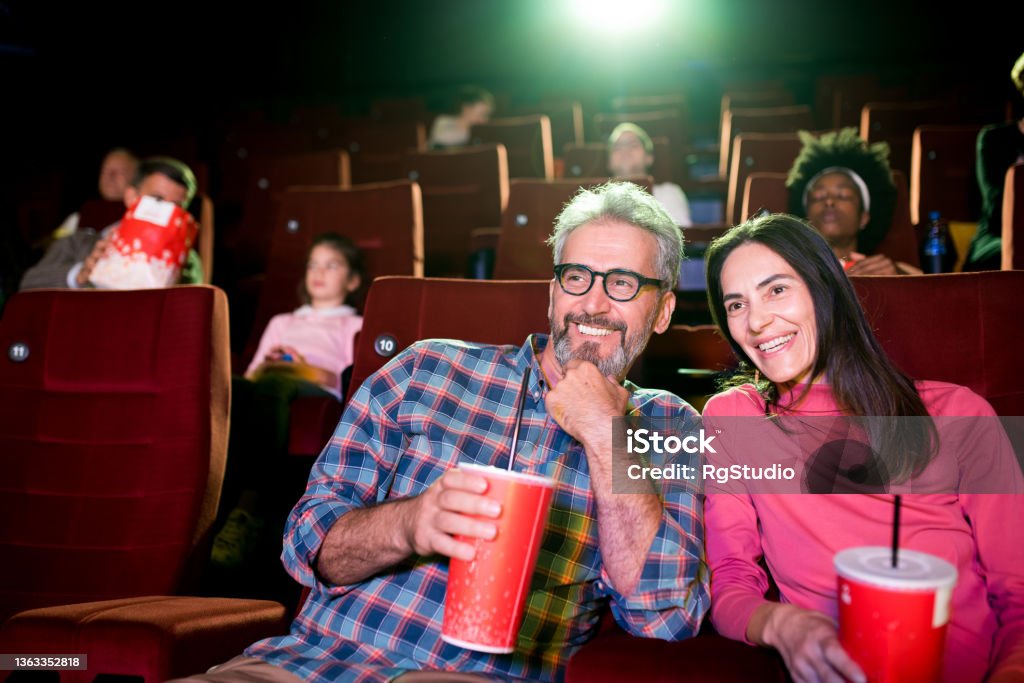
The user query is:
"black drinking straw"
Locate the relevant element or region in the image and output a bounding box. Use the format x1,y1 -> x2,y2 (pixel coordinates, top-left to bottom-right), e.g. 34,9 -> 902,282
891,495 -> 902,568
507,367 -> 532,471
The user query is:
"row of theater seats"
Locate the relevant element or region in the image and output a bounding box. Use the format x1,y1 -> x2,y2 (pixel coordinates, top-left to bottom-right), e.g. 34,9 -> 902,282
33,113 -> 1017,399
224,143 -> 1021,361
2,270 -> 1023,681
217,90 -> 1007,277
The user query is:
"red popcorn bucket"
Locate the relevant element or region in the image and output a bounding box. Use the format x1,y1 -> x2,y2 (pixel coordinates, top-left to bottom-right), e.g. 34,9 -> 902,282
442,463 -> 554,654
89,196 -> 198,289
835,546 -> 957,683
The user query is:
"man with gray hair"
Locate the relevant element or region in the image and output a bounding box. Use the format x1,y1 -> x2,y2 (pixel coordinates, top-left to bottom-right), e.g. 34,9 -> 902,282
174,181 -> 707,683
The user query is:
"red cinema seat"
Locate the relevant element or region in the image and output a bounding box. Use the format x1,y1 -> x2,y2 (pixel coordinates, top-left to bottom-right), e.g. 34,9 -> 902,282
910,125 -> 982,226
334,120 -> 427,184
228,149 -> 351,279
245,180 -> 425,457
472,115 -> 555,179
493,178 -> 652,280
0,286 -> 230,620
719,105 -> 813,180
726,133 -> 805,225
346,277 -> 552,402
0,286 -> 287,682
404,145 -> 510,277
740,171 -> 789,219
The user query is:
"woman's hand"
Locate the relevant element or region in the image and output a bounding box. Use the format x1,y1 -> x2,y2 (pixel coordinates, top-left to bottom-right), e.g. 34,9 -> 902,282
754,603 -> 866,683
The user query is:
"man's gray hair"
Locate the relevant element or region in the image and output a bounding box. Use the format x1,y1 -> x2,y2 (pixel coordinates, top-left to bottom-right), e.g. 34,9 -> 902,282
546,181 -> 683,287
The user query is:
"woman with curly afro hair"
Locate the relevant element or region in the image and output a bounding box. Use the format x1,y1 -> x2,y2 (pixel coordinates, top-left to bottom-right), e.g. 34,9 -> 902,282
786,128 -> 921,275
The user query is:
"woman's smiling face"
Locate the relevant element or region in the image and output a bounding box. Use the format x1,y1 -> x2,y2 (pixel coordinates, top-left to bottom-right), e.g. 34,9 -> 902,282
719,242 -> 820,391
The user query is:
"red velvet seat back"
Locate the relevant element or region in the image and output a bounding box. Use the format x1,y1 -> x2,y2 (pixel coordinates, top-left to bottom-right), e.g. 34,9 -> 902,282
493,178 -> 652,280
244,180 -> 425,364
332,120 -> 426,184
910,125 -> 982,225
231,149 -> 352,276
0,286 -> 230,621
853,271 -> 1024,416
513,100 -> 584,157
726,133 -> 805,225
741,171 -> 789,220
472,115 -> 555,179
719,105 -> 814,179
403,145 -> 510,276
347,277 -> 550,403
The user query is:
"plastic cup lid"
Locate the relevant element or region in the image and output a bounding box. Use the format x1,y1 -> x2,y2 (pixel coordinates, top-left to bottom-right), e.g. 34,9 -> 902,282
457,462 -> 554,487
834,546 -> 957,591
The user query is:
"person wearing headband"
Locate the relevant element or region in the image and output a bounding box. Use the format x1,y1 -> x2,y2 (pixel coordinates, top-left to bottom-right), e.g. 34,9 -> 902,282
787,128 -> 920,275
171,181 -> 708,682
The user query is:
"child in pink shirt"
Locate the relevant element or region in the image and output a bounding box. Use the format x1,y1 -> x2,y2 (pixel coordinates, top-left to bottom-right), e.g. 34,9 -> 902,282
245,235 -> 364,398
213,233 -> 364,573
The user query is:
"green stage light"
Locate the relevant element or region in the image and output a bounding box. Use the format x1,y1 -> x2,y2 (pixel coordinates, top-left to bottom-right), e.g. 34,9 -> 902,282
569,0 -> 668,34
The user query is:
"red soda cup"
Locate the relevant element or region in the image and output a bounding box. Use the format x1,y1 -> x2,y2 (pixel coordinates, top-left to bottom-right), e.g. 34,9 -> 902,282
441,463 -> 554,653
835,546 -> 957,683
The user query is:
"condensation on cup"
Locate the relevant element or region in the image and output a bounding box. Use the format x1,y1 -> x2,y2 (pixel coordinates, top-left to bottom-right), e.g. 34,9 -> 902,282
442,463 -> 554,654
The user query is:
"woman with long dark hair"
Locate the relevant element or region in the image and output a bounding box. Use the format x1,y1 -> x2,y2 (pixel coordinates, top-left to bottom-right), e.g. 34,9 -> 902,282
701,214 -> 1024,682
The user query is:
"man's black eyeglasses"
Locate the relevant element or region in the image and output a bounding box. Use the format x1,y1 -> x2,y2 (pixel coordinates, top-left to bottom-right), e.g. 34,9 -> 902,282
553,263 -> 666,302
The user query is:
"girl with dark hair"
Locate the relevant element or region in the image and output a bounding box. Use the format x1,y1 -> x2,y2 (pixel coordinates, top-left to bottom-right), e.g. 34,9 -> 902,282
246,232 -> 364,393
701,214 -> 1024,682
213,233 -> 364,572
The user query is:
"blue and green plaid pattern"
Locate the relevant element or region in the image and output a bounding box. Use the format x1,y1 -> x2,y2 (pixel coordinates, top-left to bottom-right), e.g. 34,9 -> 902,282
246,335 -> 708,682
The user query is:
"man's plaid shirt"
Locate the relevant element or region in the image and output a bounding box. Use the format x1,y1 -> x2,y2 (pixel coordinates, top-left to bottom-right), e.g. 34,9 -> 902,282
246,335 -> 708,681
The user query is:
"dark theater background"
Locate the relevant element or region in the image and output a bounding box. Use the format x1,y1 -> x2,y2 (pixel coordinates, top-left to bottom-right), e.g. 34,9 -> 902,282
2,1 -> 1020,283
0,1 -> 1022,678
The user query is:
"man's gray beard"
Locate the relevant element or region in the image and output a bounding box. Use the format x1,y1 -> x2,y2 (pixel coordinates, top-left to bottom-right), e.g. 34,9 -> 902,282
553,334 -> 629,378
550,308 -> 657,379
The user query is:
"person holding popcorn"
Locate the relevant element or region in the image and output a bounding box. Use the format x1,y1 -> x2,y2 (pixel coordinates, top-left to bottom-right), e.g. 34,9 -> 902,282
19,156 -> 203,290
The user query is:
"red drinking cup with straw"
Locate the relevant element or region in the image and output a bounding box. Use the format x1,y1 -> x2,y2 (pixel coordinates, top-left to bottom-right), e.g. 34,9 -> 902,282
442,367 -> 555,653
835,546 -> 957,683
441,463 -> 554,653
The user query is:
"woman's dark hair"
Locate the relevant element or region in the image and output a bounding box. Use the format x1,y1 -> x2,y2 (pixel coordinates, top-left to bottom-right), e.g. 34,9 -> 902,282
298,232 -> 365,305
705,213 -> 935,481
